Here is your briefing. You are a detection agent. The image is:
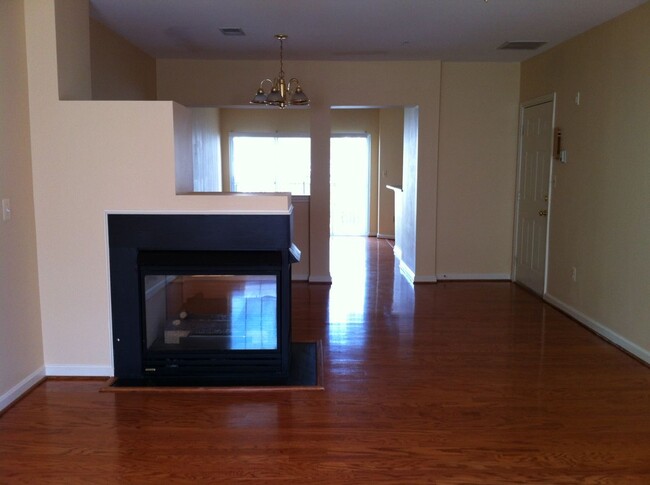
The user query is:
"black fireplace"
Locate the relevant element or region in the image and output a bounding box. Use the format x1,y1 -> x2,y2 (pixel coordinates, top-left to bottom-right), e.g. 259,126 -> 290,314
107,213 -> 299,385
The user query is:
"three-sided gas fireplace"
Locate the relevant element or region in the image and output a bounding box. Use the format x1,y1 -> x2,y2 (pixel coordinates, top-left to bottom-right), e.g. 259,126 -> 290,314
107,213 -> 299,386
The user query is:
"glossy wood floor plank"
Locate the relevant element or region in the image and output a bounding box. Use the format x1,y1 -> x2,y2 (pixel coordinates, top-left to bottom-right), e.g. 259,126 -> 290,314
2,237 -> 650,483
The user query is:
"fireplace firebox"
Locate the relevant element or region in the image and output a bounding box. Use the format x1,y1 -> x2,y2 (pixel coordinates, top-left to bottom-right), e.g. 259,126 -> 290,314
107,213 -> 299,385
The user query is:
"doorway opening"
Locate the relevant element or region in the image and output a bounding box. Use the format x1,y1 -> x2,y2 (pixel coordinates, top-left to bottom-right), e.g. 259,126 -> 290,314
330,134 -> 371,236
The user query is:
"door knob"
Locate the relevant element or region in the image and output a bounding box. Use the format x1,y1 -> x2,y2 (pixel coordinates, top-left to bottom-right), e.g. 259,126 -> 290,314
538,209 -> 548,216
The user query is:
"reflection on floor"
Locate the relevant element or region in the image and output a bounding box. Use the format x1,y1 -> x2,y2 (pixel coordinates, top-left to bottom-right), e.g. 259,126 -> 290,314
327,236 -> 414,348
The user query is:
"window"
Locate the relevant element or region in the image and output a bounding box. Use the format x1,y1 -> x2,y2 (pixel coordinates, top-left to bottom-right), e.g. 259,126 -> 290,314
230,135 -> 311,195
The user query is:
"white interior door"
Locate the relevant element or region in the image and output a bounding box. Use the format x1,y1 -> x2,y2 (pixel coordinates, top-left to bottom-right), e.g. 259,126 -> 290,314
514,100 -> 554,295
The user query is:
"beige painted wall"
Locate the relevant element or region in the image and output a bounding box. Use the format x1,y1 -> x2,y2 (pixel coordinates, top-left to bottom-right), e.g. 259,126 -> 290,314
437,62 -> 520,279
377,108 -> 404,238
399,107 -> 419,276
291,198 -> 310,281
521,2 -> 650,358
89,18 -> 156,100
22,0 -> 636,375
24,0 -> 292,374
0,0 -> 45,403
157,59 -> 442,282
309,105 -> 332,282
54,0 -> 91,100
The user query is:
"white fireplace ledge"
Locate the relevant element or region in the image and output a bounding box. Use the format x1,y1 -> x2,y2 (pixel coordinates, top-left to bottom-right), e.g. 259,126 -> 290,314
106,193 -> 293,216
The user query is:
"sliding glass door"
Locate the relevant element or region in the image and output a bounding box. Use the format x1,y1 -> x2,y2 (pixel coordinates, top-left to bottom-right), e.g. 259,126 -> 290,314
330,135 -> 371,236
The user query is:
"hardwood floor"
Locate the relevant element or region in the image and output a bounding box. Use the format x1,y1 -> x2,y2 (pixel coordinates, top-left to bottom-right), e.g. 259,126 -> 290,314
2,237 -> 649,483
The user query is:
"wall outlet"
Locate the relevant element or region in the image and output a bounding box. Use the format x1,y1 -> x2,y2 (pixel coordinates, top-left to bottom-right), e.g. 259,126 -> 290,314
2,199 -> 10,221
571,266 -> 577,282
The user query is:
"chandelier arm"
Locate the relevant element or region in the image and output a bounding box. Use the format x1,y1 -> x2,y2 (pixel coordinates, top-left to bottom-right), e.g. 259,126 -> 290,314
287,78 -> 302,93
259,78 -> 274,92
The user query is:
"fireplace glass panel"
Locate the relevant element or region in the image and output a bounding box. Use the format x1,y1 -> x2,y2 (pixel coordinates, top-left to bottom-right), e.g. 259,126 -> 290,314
143,274 -> 278,351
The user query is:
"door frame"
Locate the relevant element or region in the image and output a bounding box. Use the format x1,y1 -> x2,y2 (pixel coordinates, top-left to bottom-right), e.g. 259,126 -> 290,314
512,93 -> 556,296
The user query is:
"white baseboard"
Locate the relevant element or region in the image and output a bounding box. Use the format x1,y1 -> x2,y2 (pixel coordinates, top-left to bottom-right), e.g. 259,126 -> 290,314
376,233 -> 395,239
309,275 -> 332,284
437,273 -> 511,281
292,273 -> 309,282
45,365 -> 113,377
414,274 -> 438,283
396,257 -> 437,284
544,293 -> 650,365
0,366 -> 46,413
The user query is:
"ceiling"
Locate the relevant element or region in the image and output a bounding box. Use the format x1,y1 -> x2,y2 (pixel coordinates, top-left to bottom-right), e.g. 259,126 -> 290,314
89,0 -> 647,62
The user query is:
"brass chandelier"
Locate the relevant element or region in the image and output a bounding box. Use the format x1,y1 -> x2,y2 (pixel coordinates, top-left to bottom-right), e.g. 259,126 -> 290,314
250,34 -> 309,109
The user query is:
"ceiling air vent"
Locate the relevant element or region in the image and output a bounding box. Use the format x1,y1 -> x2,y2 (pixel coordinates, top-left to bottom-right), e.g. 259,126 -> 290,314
499,41 -> 547,50
219,28 -> 246,36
